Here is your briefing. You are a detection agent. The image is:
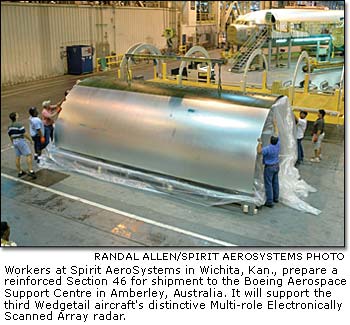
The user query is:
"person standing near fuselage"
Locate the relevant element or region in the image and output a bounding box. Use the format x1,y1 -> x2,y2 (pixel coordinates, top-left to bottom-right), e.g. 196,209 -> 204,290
257,119 -> 280,208
295,111 -> 308,165
310,109 -> 325,163
29,106 -> 45,163
42,100 -> 62,145
8,112 -> 36,178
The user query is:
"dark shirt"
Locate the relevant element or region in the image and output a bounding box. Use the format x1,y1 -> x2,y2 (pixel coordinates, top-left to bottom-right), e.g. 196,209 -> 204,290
8,122 -> 25,140
312,118 -> 324,135
262,138 -> 280,165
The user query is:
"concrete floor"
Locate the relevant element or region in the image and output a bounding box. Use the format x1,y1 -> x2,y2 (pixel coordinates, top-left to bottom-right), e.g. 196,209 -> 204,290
1,50 -> 344,246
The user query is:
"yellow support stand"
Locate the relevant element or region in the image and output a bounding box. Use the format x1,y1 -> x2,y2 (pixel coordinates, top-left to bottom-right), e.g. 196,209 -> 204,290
117,69 -> 121,79
334,89 -> 340,110
303,74 -> 310,94
153,66 -> 158,79
128,69 -> 132,80
206,67 -> 211,84
239,80 -> 245,92
262,70 -> 267,90
162,63 -> 167,80
176,75 -> 181,85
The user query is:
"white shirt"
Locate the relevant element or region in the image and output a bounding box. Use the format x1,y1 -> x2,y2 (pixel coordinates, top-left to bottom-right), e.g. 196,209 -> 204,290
296,118 -> 307,140
29,116 -> 44,137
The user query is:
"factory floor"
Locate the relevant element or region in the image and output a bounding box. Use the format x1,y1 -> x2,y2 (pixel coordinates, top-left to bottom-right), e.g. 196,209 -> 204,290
1,50 -> 344,246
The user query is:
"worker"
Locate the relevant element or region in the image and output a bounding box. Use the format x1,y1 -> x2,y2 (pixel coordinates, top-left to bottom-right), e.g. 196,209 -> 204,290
310,109 -> 325,163
295,110 -> 308,166
29,106 -> 45,163
42,100 -> 62,145
7,112 -> 36,179
257,119 -> 280,208
1,221 -> 17,246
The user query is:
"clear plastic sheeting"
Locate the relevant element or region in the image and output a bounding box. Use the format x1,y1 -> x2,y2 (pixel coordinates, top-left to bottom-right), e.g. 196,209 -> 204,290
255,96 -> 321,215
40,145 -> 260,208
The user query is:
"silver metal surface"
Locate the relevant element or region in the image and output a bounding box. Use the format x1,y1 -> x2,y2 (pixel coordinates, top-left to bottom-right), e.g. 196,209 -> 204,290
55,82 -> 280,194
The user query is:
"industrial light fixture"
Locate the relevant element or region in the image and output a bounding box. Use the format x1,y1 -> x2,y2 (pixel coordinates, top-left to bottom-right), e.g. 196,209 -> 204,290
275,36 -> 331,44
293,37 -> 331,43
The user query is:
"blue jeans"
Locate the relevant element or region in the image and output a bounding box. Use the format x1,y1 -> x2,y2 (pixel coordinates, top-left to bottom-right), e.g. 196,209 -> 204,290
31,135 -> 42,155
297,138 -> 304,163
44,125 -> 54,148
264,164 -> 280,204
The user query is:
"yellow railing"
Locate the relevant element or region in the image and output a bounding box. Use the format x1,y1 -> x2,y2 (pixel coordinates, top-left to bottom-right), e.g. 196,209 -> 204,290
150,70 -> 344,125
96,54 -> 124,71
178,45 -> 187,55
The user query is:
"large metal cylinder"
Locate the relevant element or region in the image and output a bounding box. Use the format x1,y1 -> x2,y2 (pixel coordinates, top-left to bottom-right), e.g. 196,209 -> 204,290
227,25 -> 254,46
55,79 -> 283,195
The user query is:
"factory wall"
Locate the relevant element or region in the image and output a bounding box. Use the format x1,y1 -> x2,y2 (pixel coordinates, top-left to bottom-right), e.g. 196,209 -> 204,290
1,3 -> 176,86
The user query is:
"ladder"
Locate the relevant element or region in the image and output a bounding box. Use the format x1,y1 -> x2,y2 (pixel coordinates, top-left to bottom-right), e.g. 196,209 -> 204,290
230,27 -> 268,73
